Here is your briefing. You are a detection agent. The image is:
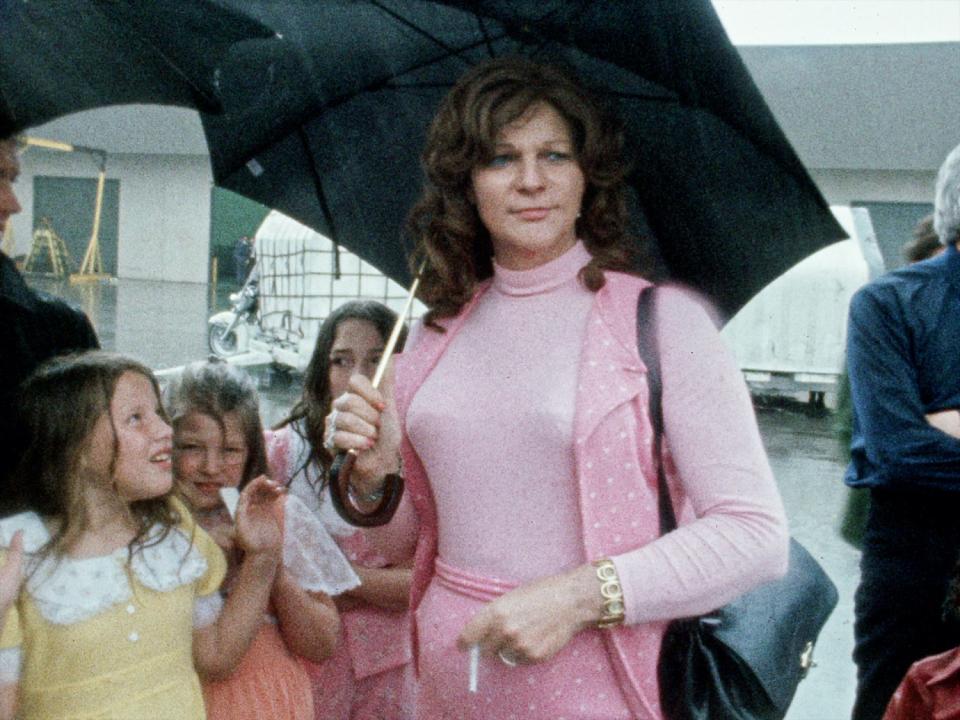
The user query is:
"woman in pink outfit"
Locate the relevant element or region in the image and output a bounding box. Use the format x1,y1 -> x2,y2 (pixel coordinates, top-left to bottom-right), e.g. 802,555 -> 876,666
326,57 -> 790,719
269,300 -> 417,720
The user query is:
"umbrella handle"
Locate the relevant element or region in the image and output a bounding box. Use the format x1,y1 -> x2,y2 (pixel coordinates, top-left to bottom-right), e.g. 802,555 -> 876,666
328,450 -> 404,527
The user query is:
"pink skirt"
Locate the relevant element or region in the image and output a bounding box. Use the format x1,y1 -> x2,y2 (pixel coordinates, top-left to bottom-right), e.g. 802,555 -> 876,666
414,559 -> 632,720
304,633 -> 415,720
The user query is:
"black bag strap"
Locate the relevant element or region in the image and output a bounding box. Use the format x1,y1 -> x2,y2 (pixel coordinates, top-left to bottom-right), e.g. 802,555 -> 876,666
635,286 -> 679,536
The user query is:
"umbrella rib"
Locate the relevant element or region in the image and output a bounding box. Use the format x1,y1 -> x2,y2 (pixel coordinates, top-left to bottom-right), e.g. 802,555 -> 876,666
298,128 -> 340,245
523,0 -> 592,57
473,13 -> 497,58
315,32 -> 513,113
114,23 -> 219,110
367,0 -> 474,65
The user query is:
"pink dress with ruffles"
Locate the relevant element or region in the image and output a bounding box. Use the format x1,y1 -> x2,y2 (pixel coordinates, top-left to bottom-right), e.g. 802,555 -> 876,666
266,427 -> 417,720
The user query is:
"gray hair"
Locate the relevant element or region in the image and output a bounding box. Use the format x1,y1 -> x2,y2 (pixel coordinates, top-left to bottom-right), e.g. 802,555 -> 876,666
934,143 -> 960,245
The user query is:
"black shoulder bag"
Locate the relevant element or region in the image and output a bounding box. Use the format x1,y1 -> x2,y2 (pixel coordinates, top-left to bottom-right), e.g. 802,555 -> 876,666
636,286 -> 839,720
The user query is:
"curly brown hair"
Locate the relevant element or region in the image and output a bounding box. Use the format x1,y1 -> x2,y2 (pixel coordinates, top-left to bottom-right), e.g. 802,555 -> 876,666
903,214 -> 943,264
407,56 -> 647,326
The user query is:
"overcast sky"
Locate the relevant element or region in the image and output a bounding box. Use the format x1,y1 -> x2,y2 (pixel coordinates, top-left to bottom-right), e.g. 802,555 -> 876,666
712,0 -> 960,45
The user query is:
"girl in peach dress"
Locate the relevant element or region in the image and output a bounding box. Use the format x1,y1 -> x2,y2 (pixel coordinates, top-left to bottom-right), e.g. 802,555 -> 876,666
165,360 -> 358,720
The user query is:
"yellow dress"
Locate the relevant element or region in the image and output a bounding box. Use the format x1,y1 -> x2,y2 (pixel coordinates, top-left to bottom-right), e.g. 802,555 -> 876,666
0,499 -> 226,720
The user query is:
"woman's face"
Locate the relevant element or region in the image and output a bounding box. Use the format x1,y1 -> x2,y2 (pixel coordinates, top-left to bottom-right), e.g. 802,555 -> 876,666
327,318 -> 386,400
470,102 -> 586,271
173,410 -> 249,512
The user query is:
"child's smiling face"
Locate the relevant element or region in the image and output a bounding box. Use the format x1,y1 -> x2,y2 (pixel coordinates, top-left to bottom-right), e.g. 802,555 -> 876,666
173,410 -> 249,512
85,371 -> 173,502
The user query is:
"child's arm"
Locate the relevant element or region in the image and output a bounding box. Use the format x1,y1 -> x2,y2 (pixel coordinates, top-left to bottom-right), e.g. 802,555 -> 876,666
336,565 -> 411,612
272,570 -> 340,663
193,477 -> 283,680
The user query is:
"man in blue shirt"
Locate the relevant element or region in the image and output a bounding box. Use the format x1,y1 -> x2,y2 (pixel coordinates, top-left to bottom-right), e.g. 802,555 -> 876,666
846,142 -> 960,720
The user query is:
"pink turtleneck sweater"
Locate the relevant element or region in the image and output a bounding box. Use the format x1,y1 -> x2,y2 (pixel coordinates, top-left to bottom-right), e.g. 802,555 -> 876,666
406,241 -> 787,625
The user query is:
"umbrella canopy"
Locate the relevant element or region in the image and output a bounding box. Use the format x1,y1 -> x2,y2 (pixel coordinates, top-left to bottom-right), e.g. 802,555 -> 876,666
205,0 -> 845,319
0,0 -> 275,136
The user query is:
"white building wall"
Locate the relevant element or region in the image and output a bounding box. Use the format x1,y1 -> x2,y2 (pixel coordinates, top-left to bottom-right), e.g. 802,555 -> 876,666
9,147 -> 212,283
810,168 -> 938,205
115,154 -> 211,283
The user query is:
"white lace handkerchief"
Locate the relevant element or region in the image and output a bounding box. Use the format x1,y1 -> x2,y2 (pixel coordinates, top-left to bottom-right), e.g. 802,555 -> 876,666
283,495 -> 361,596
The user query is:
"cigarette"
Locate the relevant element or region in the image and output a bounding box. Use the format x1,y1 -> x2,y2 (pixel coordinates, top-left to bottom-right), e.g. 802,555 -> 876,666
468,644 -> 479,693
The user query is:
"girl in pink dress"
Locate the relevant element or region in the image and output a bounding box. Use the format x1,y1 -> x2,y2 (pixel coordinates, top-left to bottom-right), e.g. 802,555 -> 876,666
270,300 -> 417,720
165,360 -> 354,720
325,57 -> 791,719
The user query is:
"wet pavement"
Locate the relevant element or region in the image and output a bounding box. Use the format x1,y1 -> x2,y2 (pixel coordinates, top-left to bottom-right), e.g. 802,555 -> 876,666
755,399 -> 859,720
29,275 -> 858,720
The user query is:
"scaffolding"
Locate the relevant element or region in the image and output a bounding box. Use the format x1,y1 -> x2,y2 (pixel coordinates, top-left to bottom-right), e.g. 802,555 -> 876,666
21,137 -> 112,284
23,218 -> 72,279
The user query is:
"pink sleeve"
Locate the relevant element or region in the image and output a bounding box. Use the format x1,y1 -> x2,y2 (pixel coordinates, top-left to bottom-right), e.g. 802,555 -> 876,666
612,286 -> 789,624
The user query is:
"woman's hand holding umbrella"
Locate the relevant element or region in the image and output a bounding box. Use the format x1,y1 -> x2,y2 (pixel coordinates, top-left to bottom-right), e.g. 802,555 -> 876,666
326,366 -> 402,505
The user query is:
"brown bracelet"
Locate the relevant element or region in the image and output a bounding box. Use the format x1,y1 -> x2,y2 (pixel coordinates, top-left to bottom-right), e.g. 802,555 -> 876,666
592,558 -> 626,629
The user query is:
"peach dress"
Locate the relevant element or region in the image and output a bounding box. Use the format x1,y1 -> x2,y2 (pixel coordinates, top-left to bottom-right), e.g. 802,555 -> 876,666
199,493 -> 359,720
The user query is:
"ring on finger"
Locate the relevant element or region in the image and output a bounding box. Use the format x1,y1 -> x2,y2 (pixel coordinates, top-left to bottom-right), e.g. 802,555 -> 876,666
497,648 -> 519,667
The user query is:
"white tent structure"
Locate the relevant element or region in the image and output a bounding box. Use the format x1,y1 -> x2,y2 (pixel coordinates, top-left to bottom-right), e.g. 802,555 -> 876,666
209,210 -> 424,371
721,206 -> 884,399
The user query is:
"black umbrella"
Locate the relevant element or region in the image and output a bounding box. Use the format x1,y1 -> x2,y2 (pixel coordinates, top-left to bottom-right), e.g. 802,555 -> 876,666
204,0 -> 845,319
0,0 -> 275,136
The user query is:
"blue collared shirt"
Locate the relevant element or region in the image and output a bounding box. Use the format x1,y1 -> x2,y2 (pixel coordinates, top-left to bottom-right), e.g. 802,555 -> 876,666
845,243 -> 960,490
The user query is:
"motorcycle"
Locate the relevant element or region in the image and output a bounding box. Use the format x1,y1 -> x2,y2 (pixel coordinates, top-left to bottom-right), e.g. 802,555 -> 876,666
208,269 -> 259,357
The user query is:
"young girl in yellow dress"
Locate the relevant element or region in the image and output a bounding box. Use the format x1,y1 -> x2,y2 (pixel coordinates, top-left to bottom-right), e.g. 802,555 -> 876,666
164,359 -> 355,720
0,351 -> 285,720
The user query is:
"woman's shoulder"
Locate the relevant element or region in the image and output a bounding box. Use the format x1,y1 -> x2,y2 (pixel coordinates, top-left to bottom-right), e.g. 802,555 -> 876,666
404,278 -> 495,347
598,273 -> 720,326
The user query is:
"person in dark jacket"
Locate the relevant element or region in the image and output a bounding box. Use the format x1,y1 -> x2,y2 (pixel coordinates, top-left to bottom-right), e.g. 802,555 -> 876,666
845,141 -> 960,720
0,134 -> 99,508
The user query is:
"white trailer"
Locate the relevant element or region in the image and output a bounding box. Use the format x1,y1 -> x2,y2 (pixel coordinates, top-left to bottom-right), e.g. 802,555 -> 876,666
720,206 -> 884,401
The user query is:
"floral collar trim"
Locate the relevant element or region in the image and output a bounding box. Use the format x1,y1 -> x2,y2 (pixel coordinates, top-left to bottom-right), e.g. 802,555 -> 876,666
0,512 -> 207,625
